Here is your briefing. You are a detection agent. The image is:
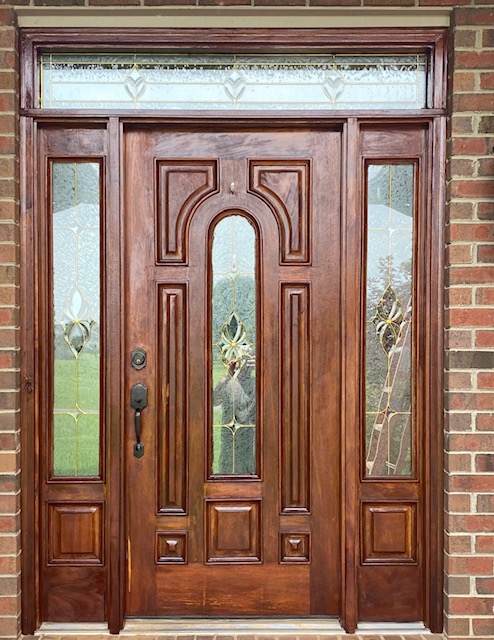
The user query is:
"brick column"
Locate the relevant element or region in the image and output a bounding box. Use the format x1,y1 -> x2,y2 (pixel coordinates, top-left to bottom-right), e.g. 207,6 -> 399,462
0,7 -> 19,640
445,6 -> 494,640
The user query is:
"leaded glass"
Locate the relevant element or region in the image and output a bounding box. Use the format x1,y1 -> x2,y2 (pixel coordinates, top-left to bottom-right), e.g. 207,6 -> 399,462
211,216 -> 256,475
40,53 -> 427,110
52,162 -> 101,477
365,164 -> 414,477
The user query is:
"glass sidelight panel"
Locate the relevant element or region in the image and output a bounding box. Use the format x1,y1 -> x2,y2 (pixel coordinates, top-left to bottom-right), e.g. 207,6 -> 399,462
211,215 -> 257,475
52,162 -> 101,477
365,164 -> 414,477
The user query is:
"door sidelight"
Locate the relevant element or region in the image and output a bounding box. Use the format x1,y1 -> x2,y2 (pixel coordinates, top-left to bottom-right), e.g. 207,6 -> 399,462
130,383 -> 148,458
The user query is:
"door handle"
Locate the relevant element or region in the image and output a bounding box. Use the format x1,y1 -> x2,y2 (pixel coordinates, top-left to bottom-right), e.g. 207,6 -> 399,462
130,383 -> 148,458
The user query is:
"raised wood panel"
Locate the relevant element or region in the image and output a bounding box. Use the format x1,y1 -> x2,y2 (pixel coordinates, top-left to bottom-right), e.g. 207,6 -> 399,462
280,532 -> 310,563
157,284 -> 188,514
156,531 -> 187,564
48,502 -> 103,565
249,161 -> 311,264
280,284 -> 310,513
157,160 -> 218,263
206,500 -> 261,563
362,502 -> 417,564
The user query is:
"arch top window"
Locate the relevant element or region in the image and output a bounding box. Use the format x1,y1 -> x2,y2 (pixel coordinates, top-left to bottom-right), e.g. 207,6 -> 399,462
40,53 -> 428,110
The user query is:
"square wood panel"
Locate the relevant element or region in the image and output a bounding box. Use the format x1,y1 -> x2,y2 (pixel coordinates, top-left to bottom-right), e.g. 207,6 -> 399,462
206,500 -> 261,563
280,532 -> 310,563
156,531 -> 187,564
362,502 -> 417,565
48,502 -> 103,565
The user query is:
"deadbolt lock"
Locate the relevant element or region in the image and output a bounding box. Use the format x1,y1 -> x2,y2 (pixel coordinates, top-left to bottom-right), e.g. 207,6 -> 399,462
131,348 -> 147,370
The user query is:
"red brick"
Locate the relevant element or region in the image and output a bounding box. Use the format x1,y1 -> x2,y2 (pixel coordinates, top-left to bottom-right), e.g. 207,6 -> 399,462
0,596 -> 19,616
451,136 -> 490,155
448,157 -> 475,178
449,308 -> 494,327
455,29 -> 479,48
476,287 -> 494,304
477,495 -> 494,513
478,372 -> 494,389
448,433 -> 494,451
446,534 -> 473,553
449,267 -> 494,285
445,617 -> 470,636
450,180 -> 494,199
449,392 -> 494,410
477,201 -> 494,220
478,158 -> 494,177
446,371 -> 473,389
446,576 -> 471,595
0,535 -> 18,555
0,308 -> 18,326
476,413 -> 494,431
446,329 -> 473,348
448,200 -> 474,220
472,617 -> 494,636
446,492 -> 471,512
448,223 -> 494,242
0,515 -> 19,533
476,453 -> 494,471
450,115 -> 475,136
447,286 -> 472,305
446,555 -> 494,575
446,412 -> 473,432
449,475 -> 494,492
0,495 -> 17,514
446,453 -> 472,473
483,28 -> 494,48
476,535 -> 494,553
479,72 -> 494,90
452,71 -> 477,92
476,330 -> 494,348
456,9 -> 494,27
450,596 -> 494,615
0,453 -> 17,474
454,91 -> 494,112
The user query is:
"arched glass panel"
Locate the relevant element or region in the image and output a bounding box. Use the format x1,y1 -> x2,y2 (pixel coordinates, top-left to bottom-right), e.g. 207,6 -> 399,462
211,215 -> 257,476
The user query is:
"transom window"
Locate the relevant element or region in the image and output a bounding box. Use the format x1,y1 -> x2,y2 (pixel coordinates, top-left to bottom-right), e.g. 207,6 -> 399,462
40,53 -> 428,110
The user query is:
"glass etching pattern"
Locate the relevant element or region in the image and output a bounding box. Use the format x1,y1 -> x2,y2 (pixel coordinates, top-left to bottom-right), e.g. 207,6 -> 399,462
212,216 -> 256,475
40,54 -> 427,110
365,164 -> 414,477
52,162 -> 101,477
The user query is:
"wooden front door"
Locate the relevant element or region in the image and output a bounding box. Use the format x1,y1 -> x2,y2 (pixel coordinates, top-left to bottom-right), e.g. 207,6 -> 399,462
124,125 -> 342,616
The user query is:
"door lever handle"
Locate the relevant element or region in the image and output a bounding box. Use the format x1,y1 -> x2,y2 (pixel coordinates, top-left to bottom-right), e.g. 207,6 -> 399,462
130,383 -> 148,458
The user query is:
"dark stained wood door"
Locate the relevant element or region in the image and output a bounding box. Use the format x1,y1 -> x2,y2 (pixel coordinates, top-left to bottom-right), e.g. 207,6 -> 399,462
124,125 -> 342,616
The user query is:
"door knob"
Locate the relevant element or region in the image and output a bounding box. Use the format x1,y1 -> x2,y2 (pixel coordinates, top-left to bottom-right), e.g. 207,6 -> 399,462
130,383 -> 148,458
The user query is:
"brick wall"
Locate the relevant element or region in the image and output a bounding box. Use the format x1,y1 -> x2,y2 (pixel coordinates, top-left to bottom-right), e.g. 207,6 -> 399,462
0,3 -> 492,640
0,7 -> 19,640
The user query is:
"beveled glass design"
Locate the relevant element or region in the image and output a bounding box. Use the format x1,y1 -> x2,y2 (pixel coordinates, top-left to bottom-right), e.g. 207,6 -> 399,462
40,53 -> 427,110
365,164 -> 414,477
211,215 -> 256,475
52,162 -> 101,477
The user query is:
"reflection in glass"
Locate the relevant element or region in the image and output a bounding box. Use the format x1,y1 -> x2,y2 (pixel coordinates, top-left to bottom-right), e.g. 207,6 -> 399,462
40,53 -> 427,111
211,216 -> 256,475
365,164 -> 414,477
52,163 -> 101,477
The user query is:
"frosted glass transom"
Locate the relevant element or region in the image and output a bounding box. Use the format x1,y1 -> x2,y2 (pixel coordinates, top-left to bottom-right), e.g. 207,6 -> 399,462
40,53 -> 427,110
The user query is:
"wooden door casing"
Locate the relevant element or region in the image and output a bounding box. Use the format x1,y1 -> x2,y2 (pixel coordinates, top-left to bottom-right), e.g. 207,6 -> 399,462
124,126 -> 342,616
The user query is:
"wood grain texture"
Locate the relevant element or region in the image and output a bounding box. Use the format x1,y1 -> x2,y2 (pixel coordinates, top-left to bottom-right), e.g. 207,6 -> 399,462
280,284 -> 310,513
48,502 -> 104,565
157,160 -> 218,263
157,284 -> 188,514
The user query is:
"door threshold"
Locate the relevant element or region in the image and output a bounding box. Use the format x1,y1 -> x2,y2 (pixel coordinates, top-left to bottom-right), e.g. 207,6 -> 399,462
36,620 -> 438,638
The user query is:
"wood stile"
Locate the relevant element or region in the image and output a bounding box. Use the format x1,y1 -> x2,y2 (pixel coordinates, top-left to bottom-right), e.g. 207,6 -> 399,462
19,28 -> 446,635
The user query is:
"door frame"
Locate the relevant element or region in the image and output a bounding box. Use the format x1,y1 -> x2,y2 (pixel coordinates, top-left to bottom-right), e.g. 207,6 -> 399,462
19,27 -> 447,635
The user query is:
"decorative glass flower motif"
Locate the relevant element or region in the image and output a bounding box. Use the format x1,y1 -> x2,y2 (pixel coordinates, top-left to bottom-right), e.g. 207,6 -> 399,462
223,70 -> 247,102
124,67 -> 146,102
322,70 -> 345,103
216,310 -> 252,369
372,285 -> 408,355
63,319 -> 95,358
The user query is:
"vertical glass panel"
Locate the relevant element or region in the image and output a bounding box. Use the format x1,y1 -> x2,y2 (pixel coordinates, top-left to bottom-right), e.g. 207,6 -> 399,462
365,164 -> 414,477
211,216 -> 256,475
40,54 -> 427,111
52,162 -> 101,477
